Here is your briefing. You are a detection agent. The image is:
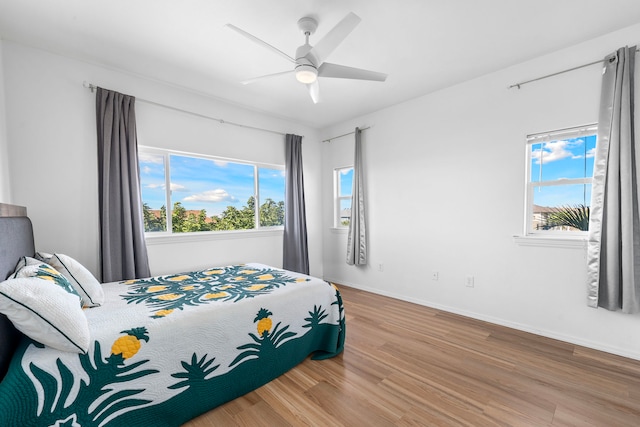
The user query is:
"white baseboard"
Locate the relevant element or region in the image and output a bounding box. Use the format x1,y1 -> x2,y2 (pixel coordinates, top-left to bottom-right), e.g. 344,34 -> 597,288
325,276 -> 640,362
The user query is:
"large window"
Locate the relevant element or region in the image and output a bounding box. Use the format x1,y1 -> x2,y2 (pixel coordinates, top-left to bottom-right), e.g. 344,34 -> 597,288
334,167 -> 353,227
525,124 -> 597,236
139,147 -> 285,234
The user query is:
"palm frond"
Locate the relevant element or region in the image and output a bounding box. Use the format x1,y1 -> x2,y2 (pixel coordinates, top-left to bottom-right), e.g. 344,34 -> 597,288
547,204 -> 590,231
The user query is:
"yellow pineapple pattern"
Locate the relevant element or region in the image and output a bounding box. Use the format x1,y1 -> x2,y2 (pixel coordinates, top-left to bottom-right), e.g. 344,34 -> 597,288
168,275 -> 190,282
122,265 -> 312,317
254,308 -> 273,337
111,327 -> 149,359
204,291 -> 229,300
156,293 -> 182,301
154,309 -> 174,317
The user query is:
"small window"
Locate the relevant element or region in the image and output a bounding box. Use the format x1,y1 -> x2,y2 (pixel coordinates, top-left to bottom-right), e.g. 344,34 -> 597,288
335,167 -> 353,227
139,147 -> 285,234
525,124 -> 597,236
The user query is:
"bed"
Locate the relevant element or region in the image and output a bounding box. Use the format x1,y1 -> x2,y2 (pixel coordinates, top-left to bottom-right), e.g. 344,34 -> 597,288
0,206 -> 345,426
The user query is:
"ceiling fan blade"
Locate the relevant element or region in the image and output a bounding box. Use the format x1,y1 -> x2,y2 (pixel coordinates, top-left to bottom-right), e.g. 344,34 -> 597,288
306,81 -> 320,104
310,12 -> 361,63
226,23 -> 296,64
241,70 -> 294,85
318,62 -> 387,81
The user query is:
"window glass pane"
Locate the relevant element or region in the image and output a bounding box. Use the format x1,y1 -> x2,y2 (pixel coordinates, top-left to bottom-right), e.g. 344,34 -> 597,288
339,168 -> 353,197
258,167 -> 285,227
170,155 -> 255,232
139,152 -> 167,232
340,198 -> 352,227
530,135 -> 597,182
531,184 -> 591,232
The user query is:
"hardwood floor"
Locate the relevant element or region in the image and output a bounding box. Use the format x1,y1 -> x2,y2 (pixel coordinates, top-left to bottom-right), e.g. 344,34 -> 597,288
183,285 -> 640,426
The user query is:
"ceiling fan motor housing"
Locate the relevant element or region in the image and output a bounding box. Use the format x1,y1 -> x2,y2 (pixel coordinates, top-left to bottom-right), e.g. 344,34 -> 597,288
228,12 -> 386,103
297,17 -> 318,35
295,44 -> 318,67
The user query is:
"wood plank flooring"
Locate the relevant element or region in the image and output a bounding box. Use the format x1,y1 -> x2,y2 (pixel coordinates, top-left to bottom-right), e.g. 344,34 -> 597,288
183,285 -> 640,426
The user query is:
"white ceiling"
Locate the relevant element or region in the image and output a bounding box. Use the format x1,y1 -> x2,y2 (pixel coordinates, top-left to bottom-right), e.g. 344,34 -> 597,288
1,0 -> 640,129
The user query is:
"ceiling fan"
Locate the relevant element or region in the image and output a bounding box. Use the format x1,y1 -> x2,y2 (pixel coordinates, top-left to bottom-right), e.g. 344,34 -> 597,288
226,12 -> 387,103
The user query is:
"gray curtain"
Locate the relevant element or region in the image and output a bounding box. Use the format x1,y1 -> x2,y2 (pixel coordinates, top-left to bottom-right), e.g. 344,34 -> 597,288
96,87 -> 150,282
346,128 -> 367,265
587,46 -> 640,312
283,134 -> 309,274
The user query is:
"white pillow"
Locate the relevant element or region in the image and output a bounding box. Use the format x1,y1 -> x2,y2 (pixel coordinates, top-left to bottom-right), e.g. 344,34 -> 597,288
12,260 -> 83,306
11,255 -> 42,274
0,276 -> 90,353
36,252 -> 104,307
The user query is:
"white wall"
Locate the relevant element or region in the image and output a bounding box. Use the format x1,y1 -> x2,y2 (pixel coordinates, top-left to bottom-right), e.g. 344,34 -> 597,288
0,42 -> 10,203
1,41 -> 322,279
321,23 -> 640,360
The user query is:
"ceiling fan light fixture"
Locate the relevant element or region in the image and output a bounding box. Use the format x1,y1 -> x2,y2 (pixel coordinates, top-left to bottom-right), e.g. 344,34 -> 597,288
295,64 -> 317,84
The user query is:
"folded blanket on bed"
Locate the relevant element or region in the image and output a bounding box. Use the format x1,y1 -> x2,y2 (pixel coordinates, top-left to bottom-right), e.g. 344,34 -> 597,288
0,263 -> 345,427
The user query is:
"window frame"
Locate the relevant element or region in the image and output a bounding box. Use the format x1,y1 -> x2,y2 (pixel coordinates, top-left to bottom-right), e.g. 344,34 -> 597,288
138,145 -> 285,237
334,166 -> 354,228
523,124 -> 597,238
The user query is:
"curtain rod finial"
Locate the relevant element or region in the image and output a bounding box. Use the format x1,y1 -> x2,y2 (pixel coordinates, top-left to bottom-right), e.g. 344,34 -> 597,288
82,81 -> 96,93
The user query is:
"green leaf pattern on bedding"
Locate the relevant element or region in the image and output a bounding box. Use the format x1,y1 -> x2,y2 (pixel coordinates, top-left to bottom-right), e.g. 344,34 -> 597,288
28,333 -> 158,427
121,265 -> 309,318
0,265 -> 345,427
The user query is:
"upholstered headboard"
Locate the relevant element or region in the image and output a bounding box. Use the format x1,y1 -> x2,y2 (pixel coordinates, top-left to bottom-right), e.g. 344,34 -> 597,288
0,204 -> 34,380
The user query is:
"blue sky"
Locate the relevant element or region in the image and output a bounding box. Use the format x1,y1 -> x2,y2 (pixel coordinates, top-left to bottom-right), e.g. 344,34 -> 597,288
139,153 -> 284,216
530,135 -> 596,207
340,168 -> 353,197
339,168 -> 353,214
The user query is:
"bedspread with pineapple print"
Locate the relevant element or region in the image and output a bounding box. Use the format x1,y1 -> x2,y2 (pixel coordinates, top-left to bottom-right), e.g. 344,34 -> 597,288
0,264 -> 345,427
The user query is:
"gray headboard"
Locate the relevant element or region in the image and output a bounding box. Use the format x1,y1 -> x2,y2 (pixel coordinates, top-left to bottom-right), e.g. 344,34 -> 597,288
0,204 -> 34,380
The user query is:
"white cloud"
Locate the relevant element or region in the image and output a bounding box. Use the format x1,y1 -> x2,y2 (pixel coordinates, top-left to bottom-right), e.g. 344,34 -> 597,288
138,153 -> 163,164
586,147 -> 596,158
142,166 -> 152,174
532,140 -> 574,164
183,189 -> 238,203
170,183 -> 188,192
145,182 -> 189,192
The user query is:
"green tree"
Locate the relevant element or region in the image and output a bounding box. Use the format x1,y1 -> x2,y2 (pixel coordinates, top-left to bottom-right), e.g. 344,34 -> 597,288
547,204 -> 590,231
146,196 -> 282,233
142,203 -> 166,232
259,198 -> 285,227
159,205 -> 167,229
172,202 -> 187,232
211,197 -> 255,230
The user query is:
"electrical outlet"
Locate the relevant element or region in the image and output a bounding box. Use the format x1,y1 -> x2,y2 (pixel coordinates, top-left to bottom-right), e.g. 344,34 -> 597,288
465,276 -> 475,287
432,271 -> 439,281
378,263 -> 384,272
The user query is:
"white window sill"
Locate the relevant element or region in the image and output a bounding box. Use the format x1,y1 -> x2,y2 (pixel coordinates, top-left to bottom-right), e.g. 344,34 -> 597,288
330,227 -> 349,234
145,228 -> 283,245
513,235 -> 587,249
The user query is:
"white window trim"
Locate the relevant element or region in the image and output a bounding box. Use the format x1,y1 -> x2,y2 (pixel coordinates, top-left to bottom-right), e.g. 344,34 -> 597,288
145,228 -> 284,245
334,166 -> 353,228
522,124 -> 596,240
513,235 -> 587,249
139,145 -> 285,237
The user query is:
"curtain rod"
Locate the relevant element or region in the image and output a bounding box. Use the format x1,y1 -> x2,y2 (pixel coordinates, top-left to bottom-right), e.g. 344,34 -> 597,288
83,81 -> 296,138
508,47 -> 640,90
322,126 -> 371,143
